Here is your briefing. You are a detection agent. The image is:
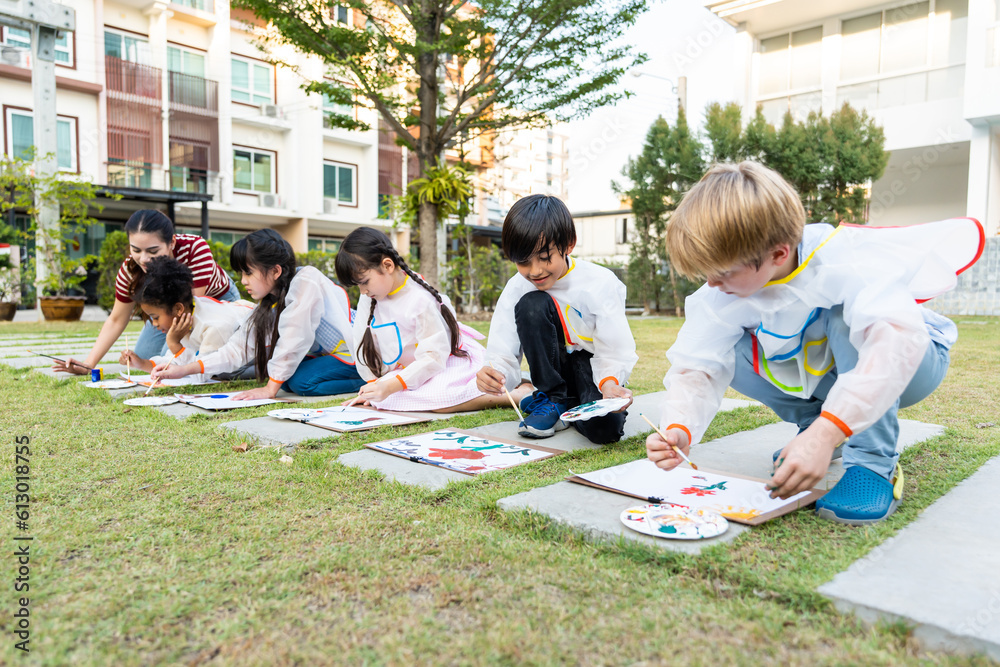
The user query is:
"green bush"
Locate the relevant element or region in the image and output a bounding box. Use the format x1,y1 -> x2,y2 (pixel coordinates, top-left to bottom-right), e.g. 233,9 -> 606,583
297,249 -> 360,305
97,230 -> 128,312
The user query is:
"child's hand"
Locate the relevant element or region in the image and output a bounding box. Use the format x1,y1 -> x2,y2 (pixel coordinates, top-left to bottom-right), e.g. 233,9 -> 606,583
232,385 -> 279,401
150,362 -> 186,382
767,419 -> 844,498
646,427 -> 691,471
166,312 -> 193,349
346,377 -> 403,406
476,366 -> 505,395
600,382 -> 632,411
118,349 -> 150,371
52,358 -> 88,375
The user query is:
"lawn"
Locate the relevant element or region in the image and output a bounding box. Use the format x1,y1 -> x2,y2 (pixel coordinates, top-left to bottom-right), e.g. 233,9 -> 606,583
1,316 -> 998,665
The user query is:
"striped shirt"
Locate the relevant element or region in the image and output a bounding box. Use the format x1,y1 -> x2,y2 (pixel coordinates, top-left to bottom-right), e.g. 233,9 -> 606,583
115,234 -> 230,303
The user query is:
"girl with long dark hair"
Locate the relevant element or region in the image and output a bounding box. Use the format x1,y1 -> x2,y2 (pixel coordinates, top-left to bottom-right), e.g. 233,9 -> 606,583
152,229 -> 363,399
53,209 -> 239,374
334,226 -> 528,412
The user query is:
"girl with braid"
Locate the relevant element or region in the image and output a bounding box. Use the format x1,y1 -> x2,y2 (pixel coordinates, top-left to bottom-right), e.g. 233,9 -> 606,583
152,229 -> 364,399
335,227 -> 532,413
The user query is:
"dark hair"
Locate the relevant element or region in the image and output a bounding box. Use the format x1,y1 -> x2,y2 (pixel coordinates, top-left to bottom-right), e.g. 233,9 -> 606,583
230,229 -> 296,382
334,226 -> 467,379
123,209 -> 175,301
133,257 -> 194,311
500,194 -> 576,263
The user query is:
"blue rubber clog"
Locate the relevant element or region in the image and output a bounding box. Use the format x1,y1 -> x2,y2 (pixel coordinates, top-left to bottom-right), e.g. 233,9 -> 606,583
814,463 -> 904,526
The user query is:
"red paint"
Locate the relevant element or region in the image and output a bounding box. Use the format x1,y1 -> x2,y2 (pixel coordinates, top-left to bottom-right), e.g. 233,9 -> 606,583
680,486 -> 717,497
428,448 -> 485,460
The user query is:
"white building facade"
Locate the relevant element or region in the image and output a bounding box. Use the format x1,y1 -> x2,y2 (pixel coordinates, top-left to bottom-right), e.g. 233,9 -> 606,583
1,0 -> 383,255
705,0 -> 1000,237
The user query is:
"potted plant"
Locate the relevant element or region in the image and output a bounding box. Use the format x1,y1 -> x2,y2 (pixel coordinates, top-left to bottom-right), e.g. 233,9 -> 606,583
0,255 -> 18,321
1,154 -> 116,321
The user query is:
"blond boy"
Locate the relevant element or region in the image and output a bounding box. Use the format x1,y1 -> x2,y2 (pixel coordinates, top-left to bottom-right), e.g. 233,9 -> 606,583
647,162 -> 984,525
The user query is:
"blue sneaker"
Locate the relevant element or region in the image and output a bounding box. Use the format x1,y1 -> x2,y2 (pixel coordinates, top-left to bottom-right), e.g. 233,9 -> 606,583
814,463 -> 903,526
518,392 -> 568,438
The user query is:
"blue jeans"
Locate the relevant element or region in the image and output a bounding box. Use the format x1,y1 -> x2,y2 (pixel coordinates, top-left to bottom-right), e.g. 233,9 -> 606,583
282,355 -> 364,397
133,276 -> 241,359
730,306 -> 950,479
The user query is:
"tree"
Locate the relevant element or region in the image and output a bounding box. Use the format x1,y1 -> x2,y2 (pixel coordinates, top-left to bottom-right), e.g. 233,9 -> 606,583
613,109 -> 703,314
703,101 -> 888,225
233,0 -> 647,288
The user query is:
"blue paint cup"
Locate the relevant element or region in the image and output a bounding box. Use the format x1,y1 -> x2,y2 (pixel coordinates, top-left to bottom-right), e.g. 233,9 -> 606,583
90,368 -> 104,382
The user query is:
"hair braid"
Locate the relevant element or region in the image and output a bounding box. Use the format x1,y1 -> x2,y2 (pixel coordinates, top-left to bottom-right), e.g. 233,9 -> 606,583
357,297 -> 383,378
390,248 -> 468,360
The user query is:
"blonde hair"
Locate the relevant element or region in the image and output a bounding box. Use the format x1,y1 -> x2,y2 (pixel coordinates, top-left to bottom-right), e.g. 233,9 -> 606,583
667,161 -> 805,279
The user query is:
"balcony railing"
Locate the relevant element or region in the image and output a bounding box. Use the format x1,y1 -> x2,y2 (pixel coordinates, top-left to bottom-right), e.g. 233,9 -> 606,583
106,162 -> 221,195
168,71 -> 218,114
105,56 -> 161,101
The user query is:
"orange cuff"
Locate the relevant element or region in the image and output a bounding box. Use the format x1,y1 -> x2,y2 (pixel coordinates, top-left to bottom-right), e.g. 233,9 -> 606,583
197,359 -> 205,374
174,347 -> 186,357
666,423 -> 692,444
821,411 -> 853,437
396,374 -> 407,390
268,377 -> 285,385
598,376 -> 619,390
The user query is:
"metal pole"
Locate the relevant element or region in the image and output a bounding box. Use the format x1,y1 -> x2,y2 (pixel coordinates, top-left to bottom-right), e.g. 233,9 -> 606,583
200,200 -> 209,238
677,76 -> 688,116
32,24 -> 60,318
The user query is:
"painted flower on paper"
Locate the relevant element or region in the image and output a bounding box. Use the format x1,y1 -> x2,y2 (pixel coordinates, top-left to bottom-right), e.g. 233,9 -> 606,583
680,486 -> 717,497
428,448 -> 485,460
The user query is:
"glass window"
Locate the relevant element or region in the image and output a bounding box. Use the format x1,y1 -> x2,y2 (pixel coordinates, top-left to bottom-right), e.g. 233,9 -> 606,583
3,26 -> 32,49
841,12 -> 882,80
323,161 -> 356,205
232,56 -> 273,104
105,31 -> 151,64
789,27 -> 823,89
168,46 -> 205,77
334,5 -> 350,24
882,2 -> 929,72
931,0 -> 968,67
54,31 -> 71,65
233,148 -> 274,193
758,34 -> 789,95
5,110 -> 76,170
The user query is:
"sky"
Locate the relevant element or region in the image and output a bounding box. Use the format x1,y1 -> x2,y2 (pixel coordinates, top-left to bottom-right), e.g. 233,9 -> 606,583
564,0 -> 738,213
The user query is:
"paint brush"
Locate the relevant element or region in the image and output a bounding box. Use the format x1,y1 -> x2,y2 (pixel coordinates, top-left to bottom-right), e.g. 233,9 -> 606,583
125,333 -> 130,381
145,350 -> 182,396
489,362 -> 524,422
640,413 -> 698,471
28,350 -> 93,371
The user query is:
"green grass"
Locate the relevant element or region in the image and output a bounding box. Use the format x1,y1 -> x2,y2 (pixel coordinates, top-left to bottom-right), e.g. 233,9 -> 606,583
1,317 -> 998,665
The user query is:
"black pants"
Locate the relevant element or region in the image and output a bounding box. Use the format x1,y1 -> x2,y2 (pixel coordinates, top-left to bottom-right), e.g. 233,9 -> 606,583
514,291 -> 626,444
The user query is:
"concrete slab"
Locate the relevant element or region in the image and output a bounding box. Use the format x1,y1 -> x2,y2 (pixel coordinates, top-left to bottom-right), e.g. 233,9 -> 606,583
336,449 -> 470,491
220,416 -> 342,447
818,455 -> 1000,661
218,406 -> 476,445
156,391 -> 355,420
496,418 -> 944,555
467,394 -> 758,453
498,480 -> 751,553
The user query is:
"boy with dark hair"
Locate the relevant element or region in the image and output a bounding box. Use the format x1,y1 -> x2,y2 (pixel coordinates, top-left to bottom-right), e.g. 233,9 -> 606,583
647,161 -> 984,525
477,194 -> 638,443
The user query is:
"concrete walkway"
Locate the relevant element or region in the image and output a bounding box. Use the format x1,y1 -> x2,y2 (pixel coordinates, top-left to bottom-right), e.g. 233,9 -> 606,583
818,454 -> 1000,661
496,419 -> 944,555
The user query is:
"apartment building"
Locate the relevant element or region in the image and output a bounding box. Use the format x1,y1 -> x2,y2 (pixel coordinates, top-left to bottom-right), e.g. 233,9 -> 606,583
704,0 -> 1000,237
479,125 -> 570,226
1,0 -> 382,262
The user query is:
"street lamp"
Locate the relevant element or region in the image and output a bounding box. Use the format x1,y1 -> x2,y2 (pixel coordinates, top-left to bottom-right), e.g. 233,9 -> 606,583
631,70 -> 687,114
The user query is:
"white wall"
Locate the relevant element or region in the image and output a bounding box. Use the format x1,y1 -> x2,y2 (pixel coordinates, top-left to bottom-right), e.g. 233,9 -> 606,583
870,154 -> 969,226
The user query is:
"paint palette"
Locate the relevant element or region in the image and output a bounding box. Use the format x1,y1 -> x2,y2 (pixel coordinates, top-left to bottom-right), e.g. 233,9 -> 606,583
122,396 -> 180,407
559,398 -> 631,422
81,379 -> 137,390
620,504 -> 729,540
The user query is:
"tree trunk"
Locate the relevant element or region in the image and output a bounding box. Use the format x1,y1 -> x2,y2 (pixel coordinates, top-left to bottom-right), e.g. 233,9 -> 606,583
418,199 -> 439,288
669,264 -> 683,317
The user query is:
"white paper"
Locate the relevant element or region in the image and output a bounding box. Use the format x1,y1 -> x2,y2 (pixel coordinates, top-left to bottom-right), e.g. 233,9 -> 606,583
175,393 -> 281,410
368,430 -> 554,475
268,406 -> 422,432
576,459 -> 811,522
121,372 -> 220,387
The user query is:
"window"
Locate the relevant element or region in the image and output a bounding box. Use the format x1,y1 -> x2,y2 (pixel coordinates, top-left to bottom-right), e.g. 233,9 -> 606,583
616,218 -> 629,245
232,56 -> 273,105
308,237 -> 342,253
323,161 -> 356,205
758,26 -> 822,96
4,109 -> 77,171
332,5 -> 350,24
233,148 -> 275,193
2,25 -> 73,67
167,45 -> 205,76
837,1 -> 967,109
105,29 -> 151,64
173,0 -> 212,12
322,84 -> 354,119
